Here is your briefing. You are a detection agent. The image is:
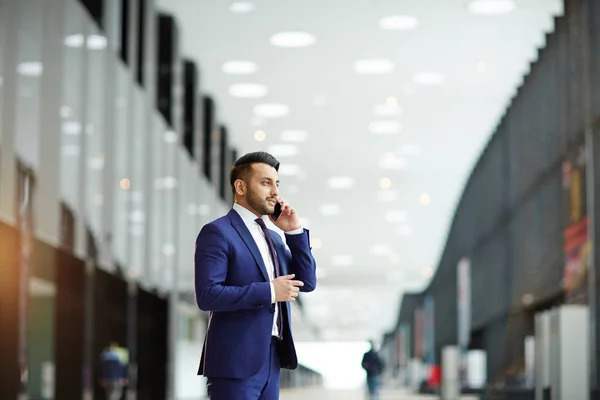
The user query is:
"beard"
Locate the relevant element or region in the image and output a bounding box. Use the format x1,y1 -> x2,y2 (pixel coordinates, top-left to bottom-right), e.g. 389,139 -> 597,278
247,191 -> 275,216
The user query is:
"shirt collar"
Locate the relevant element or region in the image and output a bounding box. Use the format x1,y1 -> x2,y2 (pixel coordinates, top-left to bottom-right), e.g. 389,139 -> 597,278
233,202 -> 267,226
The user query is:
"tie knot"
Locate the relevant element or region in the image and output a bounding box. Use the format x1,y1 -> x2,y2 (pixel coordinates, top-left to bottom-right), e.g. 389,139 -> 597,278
255,217 -> 267,229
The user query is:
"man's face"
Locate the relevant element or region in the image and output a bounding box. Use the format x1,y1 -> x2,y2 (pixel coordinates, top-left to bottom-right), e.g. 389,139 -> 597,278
244,163 -> 279,216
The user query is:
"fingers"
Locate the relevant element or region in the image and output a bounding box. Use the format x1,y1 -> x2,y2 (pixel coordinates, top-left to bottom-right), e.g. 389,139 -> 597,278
290,280 -> 304,287
278,200 -> 295,217
280,274 -> 295,280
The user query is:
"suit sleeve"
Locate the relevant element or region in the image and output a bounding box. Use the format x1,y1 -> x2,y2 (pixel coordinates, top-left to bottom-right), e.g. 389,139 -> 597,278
194,224 -> 271,312
282,229 -> 317,292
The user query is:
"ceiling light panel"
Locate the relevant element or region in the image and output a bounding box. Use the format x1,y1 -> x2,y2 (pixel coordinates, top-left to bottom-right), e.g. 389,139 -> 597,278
222,60 -> 257,74
278,164 -> 300,176
254,103 -> 290,118
268,144 -> 298,157
379,15 -> 420,30
369,120 -> 401,134
354,59 -> 394,74
229,2 -> 254,13
229,83 -> 268,98
413,72 -> 445,86
281,130 -> 308,142
328,176 -> 354,189
319,204 -> 341,216
467,0 -> 516,15
270,31 -> 316,48
331,255 -> 354,266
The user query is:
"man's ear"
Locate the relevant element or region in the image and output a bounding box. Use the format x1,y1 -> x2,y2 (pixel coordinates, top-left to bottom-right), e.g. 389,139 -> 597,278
234,179 -> 245,196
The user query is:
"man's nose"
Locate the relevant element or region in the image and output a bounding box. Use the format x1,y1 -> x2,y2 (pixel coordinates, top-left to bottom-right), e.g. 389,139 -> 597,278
271,186 -> 279,198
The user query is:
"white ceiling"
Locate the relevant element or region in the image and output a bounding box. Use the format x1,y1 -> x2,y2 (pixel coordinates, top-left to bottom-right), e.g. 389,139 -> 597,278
158,0 -> 563,341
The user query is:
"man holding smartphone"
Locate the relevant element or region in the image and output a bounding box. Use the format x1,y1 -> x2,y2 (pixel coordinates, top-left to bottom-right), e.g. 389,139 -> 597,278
194,151 -> 317,399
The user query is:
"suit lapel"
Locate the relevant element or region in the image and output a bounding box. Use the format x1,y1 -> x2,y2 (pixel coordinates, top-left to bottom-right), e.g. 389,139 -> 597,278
228,210 -> 270,282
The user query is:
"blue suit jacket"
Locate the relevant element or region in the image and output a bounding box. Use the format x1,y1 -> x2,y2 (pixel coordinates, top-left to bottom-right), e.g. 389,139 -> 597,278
194,209 -> 317,379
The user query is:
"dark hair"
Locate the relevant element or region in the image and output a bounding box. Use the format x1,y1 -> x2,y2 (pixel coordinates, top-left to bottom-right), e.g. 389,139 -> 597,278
230,152 -> 280,194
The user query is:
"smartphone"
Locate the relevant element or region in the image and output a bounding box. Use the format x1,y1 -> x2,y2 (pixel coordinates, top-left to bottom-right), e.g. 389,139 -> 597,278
273,202 -> 282,221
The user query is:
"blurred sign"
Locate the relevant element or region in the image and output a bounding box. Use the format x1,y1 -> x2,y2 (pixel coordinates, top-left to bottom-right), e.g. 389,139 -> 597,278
562,144 -> 589,303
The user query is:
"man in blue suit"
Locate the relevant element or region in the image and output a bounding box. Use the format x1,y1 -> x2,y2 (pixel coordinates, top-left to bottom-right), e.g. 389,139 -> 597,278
194,151 -> 317,399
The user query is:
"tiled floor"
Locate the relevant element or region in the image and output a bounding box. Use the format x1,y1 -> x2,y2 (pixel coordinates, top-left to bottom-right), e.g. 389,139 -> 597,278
280,387 -> 439,400
280,387 -> 480,400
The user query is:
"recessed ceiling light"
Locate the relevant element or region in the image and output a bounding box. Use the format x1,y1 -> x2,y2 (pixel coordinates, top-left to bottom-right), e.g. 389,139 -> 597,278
222,60 -> 258,75
319,204 -> 341,216
370,244 -> 390,256
254,130 -> 266,142
374,104 -> 402,116
420,193 -> 431,205
311,237 -> 323,249
87,34 -> 107,50
354,59 -> 394,74
380,178 -> 392,190
278,164 -> 300,176
281,130 -> 308,142
120,178 -> 131,190
379,15 -> 420,30
377,190 -> 398,202
331,255 -> 353,266
268,144 -> 298,157
385,210 -> 408,223
254,103 -> 290,118
386,97 -> 398,106
328,176 -> 354,189
270,31 -> 316,48
229,83 -> 268,98
229,1 -> 254,13
17,62 -> 43,77
163,130 -> 178,143
369,121 -> 401,134
467,0 -> 516,15
64,34 -> 85,48
414,72 -> 445,86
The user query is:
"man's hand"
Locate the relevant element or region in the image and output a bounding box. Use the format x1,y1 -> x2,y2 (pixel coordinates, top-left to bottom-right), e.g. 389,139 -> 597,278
269,200 -> 302,233
272,274 -> 304,302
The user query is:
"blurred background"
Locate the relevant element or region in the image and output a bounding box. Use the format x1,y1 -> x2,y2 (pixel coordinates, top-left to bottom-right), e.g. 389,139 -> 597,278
1,0 -> 599,398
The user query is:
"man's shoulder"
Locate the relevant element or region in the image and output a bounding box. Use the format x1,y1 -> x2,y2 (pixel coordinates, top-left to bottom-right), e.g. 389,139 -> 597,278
197,215 -> 234,238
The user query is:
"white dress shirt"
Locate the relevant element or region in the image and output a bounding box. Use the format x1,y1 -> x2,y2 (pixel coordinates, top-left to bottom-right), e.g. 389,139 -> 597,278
232,202 -> 303,337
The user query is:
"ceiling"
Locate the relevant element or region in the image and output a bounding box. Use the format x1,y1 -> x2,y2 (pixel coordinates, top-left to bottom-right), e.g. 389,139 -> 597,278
158,0 -> 563,341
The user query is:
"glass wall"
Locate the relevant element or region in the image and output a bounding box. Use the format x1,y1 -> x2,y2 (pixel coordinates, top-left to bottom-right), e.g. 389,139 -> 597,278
13,0 -> 44,170
111,62 -> 131,267
83,23 -> 107,243
60,2 -> 87,217
129,86 -> 149,277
